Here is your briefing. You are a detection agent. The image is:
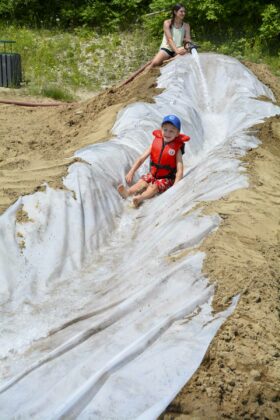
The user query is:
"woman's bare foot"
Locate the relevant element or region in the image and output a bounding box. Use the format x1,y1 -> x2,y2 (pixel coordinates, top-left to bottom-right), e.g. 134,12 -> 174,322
117,184 -> 129,199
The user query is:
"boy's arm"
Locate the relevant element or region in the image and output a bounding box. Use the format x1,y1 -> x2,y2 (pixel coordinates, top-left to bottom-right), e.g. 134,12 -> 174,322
126,146 -> 151,184
174,150 -> 183,185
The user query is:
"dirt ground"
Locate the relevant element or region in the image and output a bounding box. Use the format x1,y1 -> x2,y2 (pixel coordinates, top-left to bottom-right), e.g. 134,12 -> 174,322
0,60 -> 279,418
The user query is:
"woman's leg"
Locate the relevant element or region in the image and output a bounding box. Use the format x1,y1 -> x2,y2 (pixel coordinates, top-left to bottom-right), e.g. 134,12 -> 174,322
117,180 -> 148,199
150,50 -> 172,67
133,184 -> 159,207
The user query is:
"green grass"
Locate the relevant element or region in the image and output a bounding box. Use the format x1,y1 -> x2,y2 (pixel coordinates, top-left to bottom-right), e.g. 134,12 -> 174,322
0,24 -> 158,100
39,85 -> 75,101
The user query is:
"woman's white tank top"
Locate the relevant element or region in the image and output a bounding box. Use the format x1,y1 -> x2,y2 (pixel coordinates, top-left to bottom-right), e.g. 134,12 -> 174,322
160,25 -> 185,52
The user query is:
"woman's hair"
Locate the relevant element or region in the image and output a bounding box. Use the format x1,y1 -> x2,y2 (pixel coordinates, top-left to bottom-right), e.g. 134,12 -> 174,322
170,3 -> 185,28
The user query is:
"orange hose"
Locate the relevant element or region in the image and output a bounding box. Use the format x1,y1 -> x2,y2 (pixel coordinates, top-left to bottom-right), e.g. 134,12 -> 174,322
0,99 -> 64,107
118,60 -> 152,87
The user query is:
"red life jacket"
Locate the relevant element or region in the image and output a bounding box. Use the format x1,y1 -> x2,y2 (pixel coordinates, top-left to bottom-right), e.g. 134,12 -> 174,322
150,130 -> 190,179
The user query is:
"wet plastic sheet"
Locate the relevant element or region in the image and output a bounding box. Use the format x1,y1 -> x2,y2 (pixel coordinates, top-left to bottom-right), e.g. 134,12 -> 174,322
0,54 -> 279,418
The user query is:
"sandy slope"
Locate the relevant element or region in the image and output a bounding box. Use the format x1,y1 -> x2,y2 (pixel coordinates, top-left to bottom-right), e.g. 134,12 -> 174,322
0,69 -> 160,214
0,60 -> 279,418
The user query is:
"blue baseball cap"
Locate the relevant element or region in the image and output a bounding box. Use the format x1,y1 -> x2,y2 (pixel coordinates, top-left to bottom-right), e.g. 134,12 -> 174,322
162,115 -> 181,131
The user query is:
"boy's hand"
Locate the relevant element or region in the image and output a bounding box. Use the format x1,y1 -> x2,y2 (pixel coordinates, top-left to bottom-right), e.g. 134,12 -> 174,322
125,146 -> 150,185
125,171 -> 134,184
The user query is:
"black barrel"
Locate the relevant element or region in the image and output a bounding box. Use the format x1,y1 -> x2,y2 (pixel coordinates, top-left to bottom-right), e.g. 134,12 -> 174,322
0,53 -> 22,87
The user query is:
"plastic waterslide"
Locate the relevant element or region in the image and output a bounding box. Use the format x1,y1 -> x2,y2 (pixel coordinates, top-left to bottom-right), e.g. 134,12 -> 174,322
0,53 -> 279,419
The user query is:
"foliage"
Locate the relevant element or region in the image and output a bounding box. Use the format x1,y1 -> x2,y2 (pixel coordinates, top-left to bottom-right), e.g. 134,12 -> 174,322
0,0 -> 151,30
188,0 -> 224,22
259,4 -> 280,40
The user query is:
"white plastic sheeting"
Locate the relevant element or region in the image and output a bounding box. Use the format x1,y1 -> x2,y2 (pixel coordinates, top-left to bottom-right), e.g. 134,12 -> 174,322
0,53 -> 279,418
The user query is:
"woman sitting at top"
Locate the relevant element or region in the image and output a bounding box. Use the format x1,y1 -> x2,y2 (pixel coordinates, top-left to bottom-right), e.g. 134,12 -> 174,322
150,3 -> 192,67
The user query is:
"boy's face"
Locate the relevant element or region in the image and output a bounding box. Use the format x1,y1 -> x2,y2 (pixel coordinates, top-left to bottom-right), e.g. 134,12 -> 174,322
162,123 -> 179,143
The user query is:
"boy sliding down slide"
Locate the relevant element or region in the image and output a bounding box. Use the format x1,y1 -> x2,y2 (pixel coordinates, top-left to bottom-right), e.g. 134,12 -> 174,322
117,115 -> 190,208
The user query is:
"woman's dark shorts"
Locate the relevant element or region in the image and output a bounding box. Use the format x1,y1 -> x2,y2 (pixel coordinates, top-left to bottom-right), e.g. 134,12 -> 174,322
160,48 -> 175,58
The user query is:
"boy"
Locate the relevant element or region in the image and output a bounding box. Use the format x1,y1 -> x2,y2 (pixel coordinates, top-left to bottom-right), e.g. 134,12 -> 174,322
117,115 -> 190,208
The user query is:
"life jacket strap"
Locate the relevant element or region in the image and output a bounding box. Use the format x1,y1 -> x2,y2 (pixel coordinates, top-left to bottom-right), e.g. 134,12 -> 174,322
150,161 -> 175,172
150,161 -> 176,179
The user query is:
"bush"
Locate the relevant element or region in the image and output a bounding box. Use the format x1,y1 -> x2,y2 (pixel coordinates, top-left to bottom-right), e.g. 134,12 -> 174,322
259,4 -> 280,40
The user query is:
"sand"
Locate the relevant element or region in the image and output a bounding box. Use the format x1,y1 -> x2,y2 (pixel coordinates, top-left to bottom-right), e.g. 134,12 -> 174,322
0,61 -> 279,418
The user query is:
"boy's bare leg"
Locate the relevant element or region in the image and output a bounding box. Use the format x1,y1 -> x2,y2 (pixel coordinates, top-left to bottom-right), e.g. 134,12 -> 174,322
133,184 -> 159,208
117,180 -> 148,199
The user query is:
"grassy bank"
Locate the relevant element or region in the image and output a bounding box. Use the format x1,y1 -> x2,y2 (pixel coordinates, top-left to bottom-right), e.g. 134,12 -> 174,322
0,25 -> 158,100
0,24 -> 278,101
